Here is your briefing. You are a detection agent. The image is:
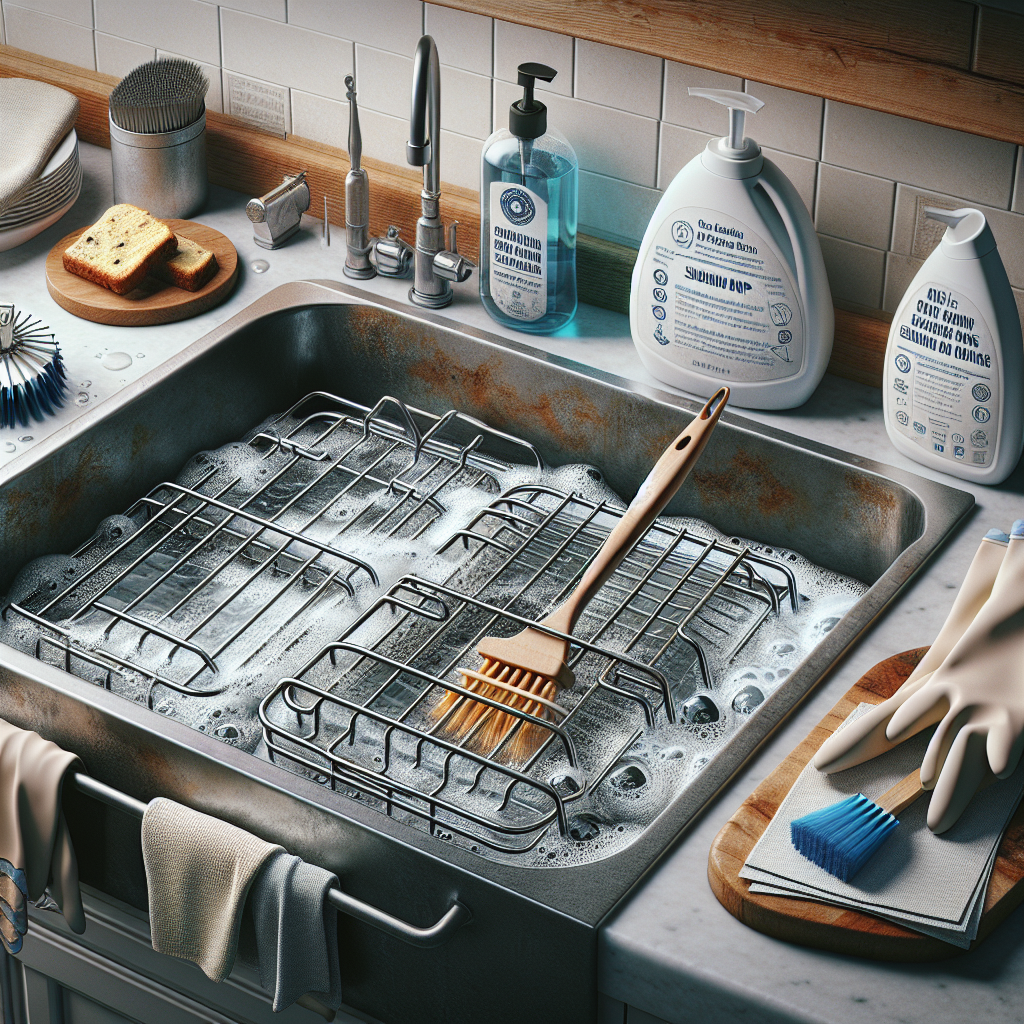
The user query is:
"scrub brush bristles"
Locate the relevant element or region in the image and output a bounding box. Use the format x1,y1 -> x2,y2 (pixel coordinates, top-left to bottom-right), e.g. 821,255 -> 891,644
0,306 -> 68,430
110,58 -> 209,134
790,768 -> 924,881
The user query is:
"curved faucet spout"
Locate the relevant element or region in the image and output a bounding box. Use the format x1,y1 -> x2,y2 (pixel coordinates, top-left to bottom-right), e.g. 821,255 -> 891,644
407,35 -> 440,197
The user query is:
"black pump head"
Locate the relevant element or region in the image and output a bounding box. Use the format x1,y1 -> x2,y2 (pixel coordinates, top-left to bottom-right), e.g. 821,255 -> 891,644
510,62 -> 557,140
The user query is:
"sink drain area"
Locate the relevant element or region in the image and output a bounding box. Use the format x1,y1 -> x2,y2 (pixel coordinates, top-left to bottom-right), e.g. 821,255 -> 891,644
1,391 -> 865,866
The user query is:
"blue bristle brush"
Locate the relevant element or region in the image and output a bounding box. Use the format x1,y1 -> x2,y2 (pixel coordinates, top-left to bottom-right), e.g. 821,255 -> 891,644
790,769 -> 925,881
0,304 -> 69,430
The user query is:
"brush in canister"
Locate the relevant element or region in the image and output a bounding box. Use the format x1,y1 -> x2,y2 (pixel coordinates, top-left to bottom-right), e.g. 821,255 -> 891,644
433,387 -> 730,762
108,59 -> 210,218
790,769 -> 925,881
0,304 -> 68,430
109,58 -> 209,135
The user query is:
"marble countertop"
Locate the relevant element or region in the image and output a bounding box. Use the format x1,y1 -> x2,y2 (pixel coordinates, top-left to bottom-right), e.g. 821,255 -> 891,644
4,144 -> 1023,1024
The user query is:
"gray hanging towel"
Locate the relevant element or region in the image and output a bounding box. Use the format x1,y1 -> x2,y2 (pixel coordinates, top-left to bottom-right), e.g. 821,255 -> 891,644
0,718 -> 84,953
249,849 -> 343,1012
141,797 -> 282,982
0,79 -> 79,214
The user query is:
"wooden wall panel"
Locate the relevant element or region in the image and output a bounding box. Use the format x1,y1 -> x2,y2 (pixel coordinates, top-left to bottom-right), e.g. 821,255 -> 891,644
973,7 -> 1024,88
433,0 -> 1024,144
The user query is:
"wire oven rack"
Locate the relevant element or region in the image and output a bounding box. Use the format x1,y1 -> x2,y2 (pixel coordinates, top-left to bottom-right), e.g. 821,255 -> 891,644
4,392 -> 542,711
259,484 -> 800,856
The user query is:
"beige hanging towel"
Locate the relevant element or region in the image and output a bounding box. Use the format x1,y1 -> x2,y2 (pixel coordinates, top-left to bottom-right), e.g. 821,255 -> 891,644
0,718 -> 85,953
0,79 -> 80,214
141,797 -> 282,982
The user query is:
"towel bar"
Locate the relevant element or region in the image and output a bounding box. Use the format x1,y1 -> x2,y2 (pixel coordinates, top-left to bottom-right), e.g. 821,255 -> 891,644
68,773 -> 472,949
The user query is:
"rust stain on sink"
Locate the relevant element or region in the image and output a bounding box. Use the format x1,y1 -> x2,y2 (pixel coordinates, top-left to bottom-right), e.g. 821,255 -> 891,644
843,471 -> 899,519
692,451 -> 807,519
408,347 -> 604,451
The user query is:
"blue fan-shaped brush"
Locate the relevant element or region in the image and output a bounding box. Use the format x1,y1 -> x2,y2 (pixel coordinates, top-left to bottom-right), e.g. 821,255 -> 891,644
0,304 -> 69,430
790,768 -> 925,881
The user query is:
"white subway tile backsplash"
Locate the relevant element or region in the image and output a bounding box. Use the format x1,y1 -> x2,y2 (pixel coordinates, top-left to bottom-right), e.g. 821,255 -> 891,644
822,100 -> 1017,209
574,38 -> 661,118
662,63 -> 741,133
493,20 -> 572,96
815,164 -> 894,250
222,8 -> 352,102
0,5 -> 5,45
439,129 -> 483,191
579,169 -> 661,246
291,88 -> 348,148
890,183 -> 1024,289
743,81 -> 822,159
425,4 -> 491,75
819,234 -> 885,308
763,146 -> 817,215
356,106 -> 409,167
883,252 -> 923,313
4,5 -> 95,67
355,44 -> 411,118
218,0 -> 285,19
657,121 -> 712,189
157,49 -> 224,112
96,33 -> 154,78
94,0 -> 219,65
494,80 -> 657,187
441,64 -> 491,140
9,0 -> 92,27
288,0 -> 423,56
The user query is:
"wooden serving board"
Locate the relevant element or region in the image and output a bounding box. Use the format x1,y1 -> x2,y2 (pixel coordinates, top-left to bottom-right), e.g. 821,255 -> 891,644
708,648 -> 1024,961
45,218 -> 238,326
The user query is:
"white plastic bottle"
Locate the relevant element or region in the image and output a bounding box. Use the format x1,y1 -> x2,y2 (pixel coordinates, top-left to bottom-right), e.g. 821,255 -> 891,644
630,88 -> 833,410
883,207 -> 1023,484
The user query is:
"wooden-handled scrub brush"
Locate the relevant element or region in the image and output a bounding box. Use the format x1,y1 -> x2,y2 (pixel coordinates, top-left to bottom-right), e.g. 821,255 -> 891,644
0,304 -> 68,430
433,386 -> 730,760
790,769 -> 925,881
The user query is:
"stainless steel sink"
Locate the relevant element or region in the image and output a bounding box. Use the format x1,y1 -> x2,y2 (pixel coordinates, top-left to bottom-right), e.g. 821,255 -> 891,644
0,281 -> 972,1024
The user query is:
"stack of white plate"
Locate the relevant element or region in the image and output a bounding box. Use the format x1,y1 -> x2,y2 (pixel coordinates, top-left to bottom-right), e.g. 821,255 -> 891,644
0,130 -> 82,252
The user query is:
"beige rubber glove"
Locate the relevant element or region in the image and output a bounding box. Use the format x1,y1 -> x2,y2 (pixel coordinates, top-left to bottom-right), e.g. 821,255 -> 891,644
813,529 -> 1009,775
883,520 -> 1024,833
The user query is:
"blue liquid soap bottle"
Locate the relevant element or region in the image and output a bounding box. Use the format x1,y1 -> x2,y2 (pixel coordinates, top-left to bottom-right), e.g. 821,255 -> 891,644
480,62 -> 577,333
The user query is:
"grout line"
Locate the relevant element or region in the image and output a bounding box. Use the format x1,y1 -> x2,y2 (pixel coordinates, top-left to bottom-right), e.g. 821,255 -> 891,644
91,0 -> 98,72
654,57 -> 665,186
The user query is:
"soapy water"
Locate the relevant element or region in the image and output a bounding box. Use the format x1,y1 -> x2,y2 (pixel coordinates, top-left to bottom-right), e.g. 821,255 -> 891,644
0,400 -> 867,867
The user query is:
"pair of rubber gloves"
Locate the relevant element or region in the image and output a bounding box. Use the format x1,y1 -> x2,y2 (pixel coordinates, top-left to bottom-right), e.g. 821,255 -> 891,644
814,522 -> 1024,834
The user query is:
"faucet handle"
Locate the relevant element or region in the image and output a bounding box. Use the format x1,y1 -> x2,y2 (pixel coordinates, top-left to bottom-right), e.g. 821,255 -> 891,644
371,225 -> 415,277
433,220 -> 475,284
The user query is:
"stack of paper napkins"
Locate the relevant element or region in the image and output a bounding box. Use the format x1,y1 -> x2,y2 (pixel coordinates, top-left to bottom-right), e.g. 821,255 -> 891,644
741,704 -> 1024,948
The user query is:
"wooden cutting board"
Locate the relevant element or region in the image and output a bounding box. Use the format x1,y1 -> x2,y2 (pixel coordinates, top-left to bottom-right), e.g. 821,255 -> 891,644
45,218 -> 238,326
708,648 -> 1024,961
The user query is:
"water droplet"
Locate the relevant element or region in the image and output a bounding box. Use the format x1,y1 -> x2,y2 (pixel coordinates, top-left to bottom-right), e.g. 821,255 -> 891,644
136,353 -> 145,359
732,685 -> 765,714
773,642 -> 796,656
682,694 -> 720,725
75,392 -> 90,405
79,381 -> 91,388
251,259 -> 270,273
3,442 -> 16,453
549,771 -> 582,796
609,764 -> 647,791
586,468 -> 602,481
568,816 -> 600,842
102,351 -> 132,370
214,724 -> 239,739
818,616 -> 841,633
18,435 -> 32,442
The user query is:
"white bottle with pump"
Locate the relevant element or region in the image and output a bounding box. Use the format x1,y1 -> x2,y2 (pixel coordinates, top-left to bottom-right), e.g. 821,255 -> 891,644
883,207 -> 1023,484
630,88 -> 833,410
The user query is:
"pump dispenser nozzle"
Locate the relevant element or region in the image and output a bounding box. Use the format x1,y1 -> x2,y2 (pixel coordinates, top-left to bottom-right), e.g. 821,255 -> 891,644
510,62 -> 557,139
688,88 -> 764,154
925,206 -> 995,260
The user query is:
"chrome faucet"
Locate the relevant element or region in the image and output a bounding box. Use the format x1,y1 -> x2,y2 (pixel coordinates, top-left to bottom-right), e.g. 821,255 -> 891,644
402,35 -> 473,308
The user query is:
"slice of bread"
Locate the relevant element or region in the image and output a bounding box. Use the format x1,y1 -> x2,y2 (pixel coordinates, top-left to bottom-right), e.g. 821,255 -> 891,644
152,233 -> 218,292
63,204 -> 177,295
